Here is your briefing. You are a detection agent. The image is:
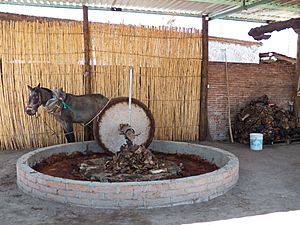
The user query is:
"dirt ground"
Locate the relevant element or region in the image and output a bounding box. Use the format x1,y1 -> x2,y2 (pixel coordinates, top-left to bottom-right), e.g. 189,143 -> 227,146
1,141 -> 300,225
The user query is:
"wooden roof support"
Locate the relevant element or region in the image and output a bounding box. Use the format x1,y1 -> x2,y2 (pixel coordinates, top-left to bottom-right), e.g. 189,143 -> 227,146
293,30 -> 300,119
83,5 -> 91,95
296,30 -> 300,91
248,18 -> 300,40
199,15 -> 209,141
83,5 -> 93,140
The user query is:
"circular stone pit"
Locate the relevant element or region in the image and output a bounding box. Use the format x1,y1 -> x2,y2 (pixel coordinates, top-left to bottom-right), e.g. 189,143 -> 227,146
17,140 -> 239,209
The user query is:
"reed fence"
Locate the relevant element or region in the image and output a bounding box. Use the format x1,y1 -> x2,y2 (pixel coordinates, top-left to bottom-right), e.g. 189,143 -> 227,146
0,17 -> 202,150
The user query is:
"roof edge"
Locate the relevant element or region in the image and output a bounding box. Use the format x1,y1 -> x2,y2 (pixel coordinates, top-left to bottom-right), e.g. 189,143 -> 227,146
210,36 -> 262,46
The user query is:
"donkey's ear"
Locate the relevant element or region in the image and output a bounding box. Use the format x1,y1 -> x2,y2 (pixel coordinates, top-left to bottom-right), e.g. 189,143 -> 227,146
27,85 -> 33,91
37,83 -> 41,88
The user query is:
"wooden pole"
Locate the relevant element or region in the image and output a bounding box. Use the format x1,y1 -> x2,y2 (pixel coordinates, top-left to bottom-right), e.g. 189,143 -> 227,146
199,15 -> 209,141
296,30 -> 300,91
293,29 -> 300,119
83,5 -> 91,94
222,49 -> 234,143
83,5 -> 92,140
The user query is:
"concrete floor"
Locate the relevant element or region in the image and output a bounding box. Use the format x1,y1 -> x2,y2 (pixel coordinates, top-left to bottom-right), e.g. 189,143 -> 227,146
0,141 -> 300,225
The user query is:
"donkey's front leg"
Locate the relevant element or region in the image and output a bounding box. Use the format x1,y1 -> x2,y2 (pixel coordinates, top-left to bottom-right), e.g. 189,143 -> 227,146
62,122 -> 75,143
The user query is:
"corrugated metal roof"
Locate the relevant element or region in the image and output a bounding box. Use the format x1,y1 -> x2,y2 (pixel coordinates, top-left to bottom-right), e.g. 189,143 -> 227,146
230,8 -> 299,22
0,0 -> 299,22
209,0 -> 300,21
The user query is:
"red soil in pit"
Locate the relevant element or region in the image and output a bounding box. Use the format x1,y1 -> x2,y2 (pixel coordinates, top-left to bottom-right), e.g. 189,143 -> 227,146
32,151 -> 219,182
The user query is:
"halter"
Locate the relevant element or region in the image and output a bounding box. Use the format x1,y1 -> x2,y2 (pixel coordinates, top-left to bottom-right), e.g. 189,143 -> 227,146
25,90 -> 42,113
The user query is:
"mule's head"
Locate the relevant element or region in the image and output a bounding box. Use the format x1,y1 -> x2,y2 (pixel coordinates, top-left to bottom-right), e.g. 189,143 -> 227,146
25,84 -> 42,116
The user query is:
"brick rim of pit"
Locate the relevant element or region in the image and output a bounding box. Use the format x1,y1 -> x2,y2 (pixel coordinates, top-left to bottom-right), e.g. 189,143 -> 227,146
16,140 -> 239,209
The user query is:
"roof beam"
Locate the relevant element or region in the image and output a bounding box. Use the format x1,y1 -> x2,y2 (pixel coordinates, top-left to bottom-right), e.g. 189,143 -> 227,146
248,17 -> 300,40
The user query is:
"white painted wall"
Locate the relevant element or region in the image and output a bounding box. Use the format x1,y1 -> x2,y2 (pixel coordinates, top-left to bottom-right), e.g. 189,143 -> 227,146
209,41 -> 260,63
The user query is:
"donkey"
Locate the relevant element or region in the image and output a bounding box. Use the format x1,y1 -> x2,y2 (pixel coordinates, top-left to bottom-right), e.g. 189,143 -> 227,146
25,84 -> 108,143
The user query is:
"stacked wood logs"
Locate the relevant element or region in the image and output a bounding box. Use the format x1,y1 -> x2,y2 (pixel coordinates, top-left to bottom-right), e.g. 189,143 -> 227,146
233,95 -> 300,144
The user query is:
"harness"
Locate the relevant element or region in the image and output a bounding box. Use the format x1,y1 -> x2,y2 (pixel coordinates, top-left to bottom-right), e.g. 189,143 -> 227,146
45,88 -> 69,116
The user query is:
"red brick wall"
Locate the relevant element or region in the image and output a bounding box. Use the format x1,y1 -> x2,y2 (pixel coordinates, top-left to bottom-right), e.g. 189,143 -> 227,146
208,61 -> 297,140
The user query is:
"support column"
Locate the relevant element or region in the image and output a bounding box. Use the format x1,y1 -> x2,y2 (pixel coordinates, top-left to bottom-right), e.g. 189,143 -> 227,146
199,15 -> 209,141
83,5 -> 92,140
296,30 -> 300,91
83,5 -> 91,94
293,30 -> 300,119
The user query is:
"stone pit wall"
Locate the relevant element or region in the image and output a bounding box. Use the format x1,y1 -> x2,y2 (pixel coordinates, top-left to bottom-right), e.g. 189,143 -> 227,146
17,141 -> 239,209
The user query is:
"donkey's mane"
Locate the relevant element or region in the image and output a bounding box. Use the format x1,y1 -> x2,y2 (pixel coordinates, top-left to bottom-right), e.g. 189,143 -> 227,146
40,87 -> 52,93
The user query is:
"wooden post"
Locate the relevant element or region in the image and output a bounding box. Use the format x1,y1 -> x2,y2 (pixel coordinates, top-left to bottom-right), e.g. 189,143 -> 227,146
199,15 -> 209,141
83,5 -> 92,140
293,29 -> 300,119
296,30 -> 300,91
83,5 -> 91,94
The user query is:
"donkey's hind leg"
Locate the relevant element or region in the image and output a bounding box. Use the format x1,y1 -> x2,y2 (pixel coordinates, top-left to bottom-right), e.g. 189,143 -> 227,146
63,123 -> 75,143
84,123 -> 94,141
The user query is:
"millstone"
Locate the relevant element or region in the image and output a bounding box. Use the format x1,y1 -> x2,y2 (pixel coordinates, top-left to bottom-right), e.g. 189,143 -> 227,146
93,97 -> 155,154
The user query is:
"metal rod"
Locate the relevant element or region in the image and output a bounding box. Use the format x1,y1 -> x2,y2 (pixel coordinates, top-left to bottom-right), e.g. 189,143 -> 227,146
128,65 -> 133,126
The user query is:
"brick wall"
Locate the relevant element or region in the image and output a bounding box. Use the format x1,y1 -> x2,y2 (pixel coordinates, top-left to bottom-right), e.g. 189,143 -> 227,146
208,61 -> 297,140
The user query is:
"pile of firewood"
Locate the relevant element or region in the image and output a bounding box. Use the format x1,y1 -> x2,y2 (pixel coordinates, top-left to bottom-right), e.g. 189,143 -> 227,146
233,95 -> 300,144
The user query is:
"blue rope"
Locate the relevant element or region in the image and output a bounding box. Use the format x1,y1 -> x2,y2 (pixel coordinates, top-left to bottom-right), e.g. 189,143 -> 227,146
58,99 -> 76,114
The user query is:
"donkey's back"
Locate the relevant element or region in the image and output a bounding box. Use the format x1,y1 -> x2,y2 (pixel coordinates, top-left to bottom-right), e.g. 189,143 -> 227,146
66,93 -> 109,123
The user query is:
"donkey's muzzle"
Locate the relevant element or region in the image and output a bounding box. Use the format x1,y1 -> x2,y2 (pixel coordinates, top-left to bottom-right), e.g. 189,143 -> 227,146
25,106 -> 36,116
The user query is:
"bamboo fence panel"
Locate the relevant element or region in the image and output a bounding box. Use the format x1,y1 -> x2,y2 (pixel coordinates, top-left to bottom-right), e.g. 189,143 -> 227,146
0,19 -> 84,150
90,23 -> 202,141
0,18 -> 201,150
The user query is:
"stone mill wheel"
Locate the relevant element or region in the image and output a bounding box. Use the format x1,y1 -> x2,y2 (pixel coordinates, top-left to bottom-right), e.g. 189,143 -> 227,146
93,97 -> 155,154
